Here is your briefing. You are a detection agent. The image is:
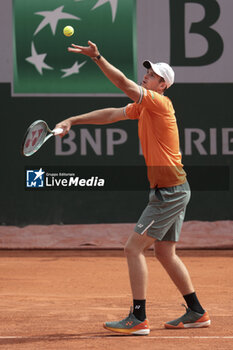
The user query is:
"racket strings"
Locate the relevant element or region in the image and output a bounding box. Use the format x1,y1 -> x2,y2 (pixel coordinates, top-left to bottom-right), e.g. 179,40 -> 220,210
22,121 -> 48,156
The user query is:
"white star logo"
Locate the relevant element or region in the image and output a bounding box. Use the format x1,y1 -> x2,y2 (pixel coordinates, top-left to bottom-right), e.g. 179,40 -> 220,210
33,168 -> 45,181
92,0 -> 118,22
61,61 -> 87,78
34,6 -> 81,36
26,42 -> 53,75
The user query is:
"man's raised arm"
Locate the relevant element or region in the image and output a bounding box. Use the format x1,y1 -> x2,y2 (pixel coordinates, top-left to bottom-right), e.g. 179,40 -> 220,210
68,40 -> 141,102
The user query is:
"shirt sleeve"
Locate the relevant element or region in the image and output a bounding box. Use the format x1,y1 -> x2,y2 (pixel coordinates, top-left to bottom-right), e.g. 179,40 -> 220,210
123,103 -> 141,120
139,87 -> 174,114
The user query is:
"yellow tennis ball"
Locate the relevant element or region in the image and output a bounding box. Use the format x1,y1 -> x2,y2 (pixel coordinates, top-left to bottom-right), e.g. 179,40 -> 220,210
63,26 -> 74,37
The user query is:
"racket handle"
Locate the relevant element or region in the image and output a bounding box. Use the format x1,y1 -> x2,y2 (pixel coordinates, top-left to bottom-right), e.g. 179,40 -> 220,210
52,128 -> 63,135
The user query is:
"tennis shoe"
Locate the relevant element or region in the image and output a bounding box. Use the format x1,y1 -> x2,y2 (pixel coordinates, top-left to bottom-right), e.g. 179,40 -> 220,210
103,308 -> 150,335
165,304 -> 211,329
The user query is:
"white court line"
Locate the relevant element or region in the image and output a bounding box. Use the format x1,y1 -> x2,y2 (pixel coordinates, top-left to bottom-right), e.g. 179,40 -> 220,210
0,336 -> 23,339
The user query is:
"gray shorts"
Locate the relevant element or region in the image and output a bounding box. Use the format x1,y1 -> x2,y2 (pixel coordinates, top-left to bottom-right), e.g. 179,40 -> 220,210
134,181 -> 191,242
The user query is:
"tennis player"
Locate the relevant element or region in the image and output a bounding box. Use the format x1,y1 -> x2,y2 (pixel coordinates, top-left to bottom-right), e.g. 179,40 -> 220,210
55,41 -> 211,335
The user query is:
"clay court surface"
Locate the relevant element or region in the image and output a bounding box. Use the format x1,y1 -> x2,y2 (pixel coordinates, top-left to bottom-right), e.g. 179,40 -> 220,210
0,249 -> 232,350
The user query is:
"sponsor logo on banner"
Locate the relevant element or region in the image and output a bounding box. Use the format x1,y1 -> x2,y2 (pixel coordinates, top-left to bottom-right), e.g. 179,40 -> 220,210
137,0 -> 233,83
13,0 -> 136,95
53,127 -> 233,157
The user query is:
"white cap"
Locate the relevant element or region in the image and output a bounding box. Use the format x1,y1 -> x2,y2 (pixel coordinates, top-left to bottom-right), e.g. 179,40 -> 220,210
143,61 -> 175,89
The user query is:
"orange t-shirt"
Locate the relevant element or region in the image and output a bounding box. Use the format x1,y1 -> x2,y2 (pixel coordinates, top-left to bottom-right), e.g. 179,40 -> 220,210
124,87 -> 186,188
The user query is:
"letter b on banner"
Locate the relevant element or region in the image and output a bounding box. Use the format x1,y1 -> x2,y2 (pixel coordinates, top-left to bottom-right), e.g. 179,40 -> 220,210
170,0 -> 224,66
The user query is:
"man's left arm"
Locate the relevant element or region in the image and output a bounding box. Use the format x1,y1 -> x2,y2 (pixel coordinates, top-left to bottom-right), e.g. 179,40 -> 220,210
68,41 -> 141,103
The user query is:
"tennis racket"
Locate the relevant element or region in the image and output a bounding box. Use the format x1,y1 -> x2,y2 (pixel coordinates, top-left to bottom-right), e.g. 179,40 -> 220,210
21,120 -> 63,157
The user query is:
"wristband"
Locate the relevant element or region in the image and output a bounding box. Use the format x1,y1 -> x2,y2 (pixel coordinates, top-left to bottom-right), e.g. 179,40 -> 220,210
92,54 -> 101,62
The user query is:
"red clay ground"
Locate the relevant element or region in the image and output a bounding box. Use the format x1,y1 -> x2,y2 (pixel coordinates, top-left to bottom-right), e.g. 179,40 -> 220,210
0,250 -> 232,350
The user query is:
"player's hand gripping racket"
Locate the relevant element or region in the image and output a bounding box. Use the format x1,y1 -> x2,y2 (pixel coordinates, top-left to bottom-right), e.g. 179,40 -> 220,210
21,120 -> 63,157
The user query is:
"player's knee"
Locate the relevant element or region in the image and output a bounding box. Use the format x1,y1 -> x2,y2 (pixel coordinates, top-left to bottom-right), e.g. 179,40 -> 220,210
124,241 -> 140,257
154,243 -> 176,262
124,243 -> 134,257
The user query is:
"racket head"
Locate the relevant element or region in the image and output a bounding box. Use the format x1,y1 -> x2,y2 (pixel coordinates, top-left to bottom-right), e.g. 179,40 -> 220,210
21,120 -> 49,157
